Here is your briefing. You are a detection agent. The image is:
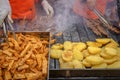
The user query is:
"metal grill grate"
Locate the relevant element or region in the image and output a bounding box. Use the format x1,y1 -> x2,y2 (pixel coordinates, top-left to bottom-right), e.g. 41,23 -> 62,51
49,18 -> 120,80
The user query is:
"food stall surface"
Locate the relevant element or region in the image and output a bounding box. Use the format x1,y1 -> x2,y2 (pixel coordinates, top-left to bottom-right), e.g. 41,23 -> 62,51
11,0 -> 120,80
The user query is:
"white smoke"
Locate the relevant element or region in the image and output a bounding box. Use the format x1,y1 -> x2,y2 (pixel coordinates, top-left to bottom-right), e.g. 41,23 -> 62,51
53,0 -> 80,32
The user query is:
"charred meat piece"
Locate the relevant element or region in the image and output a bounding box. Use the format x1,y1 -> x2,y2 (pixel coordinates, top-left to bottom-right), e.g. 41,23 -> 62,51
85,18 -> 120,36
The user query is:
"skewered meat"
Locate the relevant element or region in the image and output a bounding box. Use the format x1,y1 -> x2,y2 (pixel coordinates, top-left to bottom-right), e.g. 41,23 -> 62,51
85,18 -> 120,36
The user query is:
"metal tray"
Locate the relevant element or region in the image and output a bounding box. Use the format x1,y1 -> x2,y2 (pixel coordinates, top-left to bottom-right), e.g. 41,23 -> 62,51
49,21 -> 120,80
0,31 -> 50,80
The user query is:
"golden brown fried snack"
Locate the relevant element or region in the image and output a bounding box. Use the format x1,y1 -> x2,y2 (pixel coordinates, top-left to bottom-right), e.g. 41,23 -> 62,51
0,32 -> 49,79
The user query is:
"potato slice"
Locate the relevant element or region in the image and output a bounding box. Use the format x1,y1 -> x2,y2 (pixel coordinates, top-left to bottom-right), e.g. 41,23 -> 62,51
87,41 -> 102,47
60,62 -> 74,69
100,51 -> 113,59
104,57 -> 117,64
62,51 -> 73,62
117,48 -> 120,54
72,60 -> 85,69
82,59 -> 91,67
64,41 -> 72,50
105,39 -> 119,48
96,38 -> 111,44
86,56 -> 104,65
51,43 -> 63,50
107,61 -> 120,69
50,49 -> 63,59
82,50 -> 90,58
92,63 -> 107,69
105,47 -> 117,56
88,47 -> 101,55
73,42 -> 86,51
73,49 -> 83,61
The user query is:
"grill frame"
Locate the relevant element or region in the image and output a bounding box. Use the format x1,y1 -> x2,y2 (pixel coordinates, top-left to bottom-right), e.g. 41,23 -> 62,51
49,18 -> 120,80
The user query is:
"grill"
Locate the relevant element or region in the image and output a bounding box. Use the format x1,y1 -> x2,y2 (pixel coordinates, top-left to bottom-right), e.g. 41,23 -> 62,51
49,18 -> 120,80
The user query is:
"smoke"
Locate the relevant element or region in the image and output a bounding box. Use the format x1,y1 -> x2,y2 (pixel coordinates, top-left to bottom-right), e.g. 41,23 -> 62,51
53,0 -> 81,32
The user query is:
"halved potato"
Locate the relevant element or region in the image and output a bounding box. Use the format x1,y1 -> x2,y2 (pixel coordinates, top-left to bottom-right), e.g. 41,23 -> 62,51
50,49 -> 63,59
64,41 -> 72,50
72,60 -> 85,69
88,47 -> 102,55
60,61 -> 74,69
105,47 -> 117,56
82,50 -> 90,58
92,63 -> 107,69
100,51 -> 113,59
73,49 -> 83,61
105,39 -> 119,48
86,55 -> 104,65
107,61 -> 120,69
96,38 -> 111,44
73,42 -> 86,51
104,56 -> 118,64
86,41 -> 102,47
82,59 -> 91,67
62,51 -> 73,62
51,43 -> 63,49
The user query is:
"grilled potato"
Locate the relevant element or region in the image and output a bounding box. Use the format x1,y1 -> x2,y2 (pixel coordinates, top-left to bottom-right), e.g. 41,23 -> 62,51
82,50 -> 90,58
86,41 -> 102,47
62,51 -> 73,62
104,56 -> 118,64
50,49 -> 63,59
100,51 -> 113,59
86,55 -> 104,65
107,61 -> 120,69
82,59 -> 91,67
105,47 -> 117,57
73,42 -> 86,51
73,49 -> 83,61
88,47 -> 102,55
96,38 -> 111,44
64,41 -> 72,50
72,60 -> 85,69
92,63 -> 107,69
60,61 -> 74,69
51,43 -> 63,50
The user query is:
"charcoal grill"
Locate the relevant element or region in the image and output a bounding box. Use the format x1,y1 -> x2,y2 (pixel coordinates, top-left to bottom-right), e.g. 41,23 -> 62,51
49,18 -> 120,80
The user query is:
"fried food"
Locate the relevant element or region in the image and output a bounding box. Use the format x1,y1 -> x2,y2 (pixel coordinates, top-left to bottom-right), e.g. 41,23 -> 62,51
0,32 -> 49,79
62,51 -> 73,62
104,56 -> 118,64
64,41 -> 72,50
105,47 -> 117,57
4,71 -> 12,80
96,38 -> 111,45
100,51 -> 113,59
92,63 -> 107,69
60,61 -> 74,69
86,56 -> 104,65
51,43 -> 63,50
73,42 -> 86,51
50,49 -> 63,59
51,38 -> 120,69
107,61 -> 120,68
88,47 -> 101,55
72,60 -> 85,69
105,39 -> 119,48
82,50 -> 90,58
82,59 -> 91,67
86,41 -> 102,47
73,49 -> 83,61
